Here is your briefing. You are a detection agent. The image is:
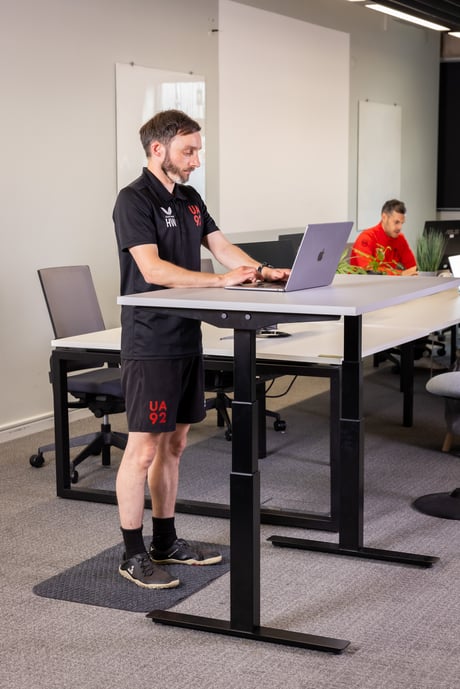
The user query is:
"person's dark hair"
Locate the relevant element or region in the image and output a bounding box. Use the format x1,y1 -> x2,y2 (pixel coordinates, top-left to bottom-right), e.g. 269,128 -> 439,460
139,109 -> 201,156
381,199 -> 406,215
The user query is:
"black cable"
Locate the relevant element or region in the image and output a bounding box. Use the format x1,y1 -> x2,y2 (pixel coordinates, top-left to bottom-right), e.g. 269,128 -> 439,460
265,376 -> 298,399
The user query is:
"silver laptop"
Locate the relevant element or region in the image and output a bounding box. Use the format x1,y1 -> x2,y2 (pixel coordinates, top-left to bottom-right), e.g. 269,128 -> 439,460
226,221 -> 353,292
448,255 -> 460,293
448,254 -> 460,277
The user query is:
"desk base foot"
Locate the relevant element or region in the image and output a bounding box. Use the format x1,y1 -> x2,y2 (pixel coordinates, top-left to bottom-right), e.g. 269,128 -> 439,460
412,488 -> 460,520
147,610 -> 349,653
267,536 -> 438,568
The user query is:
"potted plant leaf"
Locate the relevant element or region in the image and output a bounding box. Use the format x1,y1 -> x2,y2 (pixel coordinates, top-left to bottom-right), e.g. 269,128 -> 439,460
336,248 -> 367,274
341,245 -> 400,274
416,230 -> 447,275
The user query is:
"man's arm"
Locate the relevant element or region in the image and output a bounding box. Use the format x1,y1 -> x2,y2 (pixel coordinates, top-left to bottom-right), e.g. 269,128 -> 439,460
397,236 -> 418,275
129,242 -> 265,288
204,230 -> 290,282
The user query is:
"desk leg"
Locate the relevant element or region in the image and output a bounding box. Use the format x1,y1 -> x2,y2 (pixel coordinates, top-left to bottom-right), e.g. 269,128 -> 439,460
400,342 -> 414,428
269,316 -> 438,568
51,352 -> 72,494
149,328 -> 349,652
256,380 -> 267,459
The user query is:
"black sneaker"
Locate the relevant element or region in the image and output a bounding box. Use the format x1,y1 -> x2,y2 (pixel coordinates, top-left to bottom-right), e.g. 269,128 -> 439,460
149,538 -> 222,566
119,552 -> 180,589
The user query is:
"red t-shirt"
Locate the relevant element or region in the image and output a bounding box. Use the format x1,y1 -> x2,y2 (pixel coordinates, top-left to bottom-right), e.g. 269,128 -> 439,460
350,222 -> 416,275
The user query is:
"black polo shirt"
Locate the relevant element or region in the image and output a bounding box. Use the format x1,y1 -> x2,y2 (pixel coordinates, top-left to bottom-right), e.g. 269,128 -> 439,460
113,167 -> 219,359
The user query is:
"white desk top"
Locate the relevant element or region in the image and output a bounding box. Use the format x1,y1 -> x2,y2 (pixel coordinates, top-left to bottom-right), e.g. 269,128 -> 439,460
52,287 -> 460,366
117,274 -> 460,317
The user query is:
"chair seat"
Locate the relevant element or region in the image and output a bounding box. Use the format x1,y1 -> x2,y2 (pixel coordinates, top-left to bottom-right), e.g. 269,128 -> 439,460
426,371 -> 460,451
67,367 -> 123,397
426,372 -> 460,398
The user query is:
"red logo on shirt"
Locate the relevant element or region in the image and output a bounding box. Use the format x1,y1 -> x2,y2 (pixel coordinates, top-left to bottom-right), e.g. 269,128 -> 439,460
149,400 -> 167,425
188,205 -> 201,227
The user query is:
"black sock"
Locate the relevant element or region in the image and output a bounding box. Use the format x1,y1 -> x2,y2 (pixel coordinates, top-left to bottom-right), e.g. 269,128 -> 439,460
151,517 -> 177,552
121,526 -> 146,560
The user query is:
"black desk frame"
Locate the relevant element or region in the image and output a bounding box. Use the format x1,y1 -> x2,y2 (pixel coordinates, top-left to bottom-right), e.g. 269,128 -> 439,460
147,309 -> 349,652
145,308 -> 434,651
269,317 -> 437,567
51,351 -> 341,533
50,308 -> 437,652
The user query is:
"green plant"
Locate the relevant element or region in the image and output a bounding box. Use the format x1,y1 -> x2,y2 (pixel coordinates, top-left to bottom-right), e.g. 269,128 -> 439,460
335,249 -> 367,274
416,230 -> 447,272
344,245 -> 400,275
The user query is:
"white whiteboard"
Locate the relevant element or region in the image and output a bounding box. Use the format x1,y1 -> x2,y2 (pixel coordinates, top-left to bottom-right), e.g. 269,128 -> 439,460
357,100 -> 401,231
218,0 -> 349,233
115,63 -> 206,196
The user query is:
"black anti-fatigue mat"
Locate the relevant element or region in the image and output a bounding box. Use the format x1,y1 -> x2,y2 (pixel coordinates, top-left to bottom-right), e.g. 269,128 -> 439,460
33,541 -> 230,613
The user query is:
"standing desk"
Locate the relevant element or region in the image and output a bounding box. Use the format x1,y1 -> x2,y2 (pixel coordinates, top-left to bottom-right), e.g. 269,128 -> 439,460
115,274 -> 459,652
50,288 -> 460,532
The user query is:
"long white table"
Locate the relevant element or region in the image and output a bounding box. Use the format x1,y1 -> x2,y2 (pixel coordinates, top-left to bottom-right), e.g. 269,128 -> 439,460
51,284 -> 460,531
51,285 -> 460,531
111,274 -> 460,651
59,284 -> 460,359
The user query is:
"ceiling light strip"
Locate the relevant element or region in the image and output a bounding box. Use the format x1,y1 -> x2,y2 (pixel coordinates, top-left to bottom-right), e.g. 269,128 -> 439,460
365,3 -> 450,31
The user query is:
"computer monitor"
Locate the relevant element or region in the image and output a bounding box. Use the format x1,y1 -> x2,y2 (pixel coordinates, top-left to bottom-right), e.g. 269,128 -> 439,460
278,232 -> 304,255
235,238 -> 297,268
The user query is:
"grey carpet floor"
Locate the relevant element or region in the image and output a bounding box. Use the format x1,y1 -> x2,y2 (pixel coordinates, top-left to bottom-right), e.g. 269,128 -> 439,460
1,364 -> 460,689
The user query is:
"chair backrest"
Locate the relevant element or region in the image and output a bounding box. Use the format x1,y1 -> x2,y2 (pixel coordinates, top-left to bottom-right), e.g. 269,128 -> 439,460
200,258 -> 215,273
38,265 -> 106,338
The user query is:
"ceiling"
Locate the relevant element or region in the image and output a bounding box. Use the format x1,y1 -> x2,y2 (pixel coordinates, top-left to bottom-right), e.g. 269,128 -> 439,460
365,1 -> 460,32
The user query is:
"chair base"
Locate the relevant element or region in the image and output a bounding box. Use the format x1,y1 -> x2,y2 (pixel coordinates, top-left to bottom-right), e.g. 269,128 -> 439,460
206,392 -> 233,439
412,488 -> 460,520
205,394 -> 287,439
30,422 -> 127,483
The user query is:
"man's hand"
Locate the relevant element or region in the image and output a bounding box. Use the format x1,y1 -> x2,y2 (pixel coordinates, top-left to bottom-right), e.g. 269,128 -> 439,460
218,265 -> 263,286
260,267 -> 291,282
401,266 -> 418,276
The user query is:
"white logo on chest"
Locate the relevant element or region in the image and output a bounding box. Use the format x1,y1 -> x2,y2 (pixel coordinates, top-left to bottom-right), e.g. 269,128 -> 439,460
160,206 -> 177,228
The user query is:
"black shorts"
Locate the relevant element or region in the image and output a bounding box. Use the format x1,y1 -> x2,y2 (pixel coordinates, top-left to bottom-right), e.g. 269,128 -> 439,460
121,356 -> 206,433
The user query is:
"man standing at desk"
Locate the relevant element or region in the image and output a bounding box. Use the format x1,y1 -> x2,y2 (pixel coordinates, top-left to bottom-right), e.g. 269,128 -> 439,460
113,109 -> 289,589
350,199 -> 417,275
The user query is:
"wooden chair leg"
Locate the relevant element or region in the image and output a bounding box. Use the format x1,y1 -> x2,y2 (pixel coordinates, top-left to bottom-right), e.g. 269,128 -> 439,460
442,432 -> 453,452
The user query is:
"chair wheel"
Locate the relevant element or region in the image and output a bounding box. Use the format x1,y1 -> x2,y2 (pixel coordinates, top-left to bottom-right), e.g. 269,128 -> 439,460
224,429 -> 232,441
274,419 -> 287,432
71,470 -> 79,484
29,453 -> 45,468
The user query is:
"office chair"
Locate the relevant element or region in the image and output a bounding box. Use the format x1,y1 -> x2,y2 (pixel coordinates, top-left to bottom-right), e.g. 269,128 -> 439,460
200,256 -> 287,441
30,265 -> 127,483
204,368 -> 287,441
425,370 -> 460,453
411,371 -> 460,520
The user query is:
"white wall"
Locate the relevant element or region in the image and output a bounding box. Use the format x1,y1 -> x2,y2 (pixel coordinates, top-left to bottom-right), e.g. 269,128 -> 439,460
0,0 -> 218,431
0,0 -> 441,432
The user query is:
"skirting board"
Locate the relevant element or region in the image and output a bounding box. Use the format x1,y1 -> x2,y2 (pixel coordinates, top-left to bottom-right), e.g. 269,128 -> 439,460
0,408 -> 92,444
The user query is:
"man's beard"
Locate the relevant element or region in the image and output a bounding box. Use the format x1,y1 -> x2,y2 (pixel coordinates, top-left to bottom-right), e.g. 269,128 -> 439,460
161,151 -> 191,184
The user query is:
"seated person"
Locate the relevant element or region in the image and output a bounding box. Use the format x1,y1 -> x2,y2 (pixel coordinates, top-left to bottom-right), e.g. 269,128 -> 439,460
350,199 -> 417,275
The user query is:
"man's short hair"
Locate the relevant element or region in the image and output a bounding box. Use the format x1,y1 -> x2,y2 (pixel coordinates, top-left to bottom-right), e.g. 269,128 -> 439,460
139,109 -> 201,156
381,199 -> 406,215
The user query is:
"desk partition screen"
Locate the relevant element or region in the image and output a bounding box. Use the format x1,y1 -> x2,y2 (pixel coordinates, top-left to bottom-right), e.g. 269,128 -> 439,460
218,0 -> 349,232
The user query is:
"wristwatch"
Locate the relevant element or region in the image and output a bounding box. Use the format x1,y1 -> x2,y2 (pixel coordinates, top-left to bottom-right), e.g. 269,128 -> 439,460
257,262 -> 274,274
